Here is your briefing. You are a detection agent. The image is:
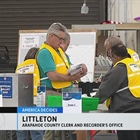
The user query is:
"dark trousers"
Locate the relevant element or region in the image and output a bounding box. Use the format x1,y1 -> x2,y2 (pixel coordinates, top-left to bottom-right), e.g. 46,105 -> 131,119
117,109 -> 140,140
117,130 -> 140,140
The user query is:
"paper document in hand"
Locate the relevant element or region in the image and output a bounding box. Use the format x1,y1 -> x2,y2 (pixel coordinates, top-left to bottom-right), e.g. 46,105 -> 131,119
67,64 -> 83,75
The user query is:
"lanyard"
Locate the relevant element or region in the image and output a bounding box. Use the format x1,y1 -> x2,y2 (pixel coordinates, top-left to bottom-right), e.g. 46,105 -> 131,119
57,49 -> 69,69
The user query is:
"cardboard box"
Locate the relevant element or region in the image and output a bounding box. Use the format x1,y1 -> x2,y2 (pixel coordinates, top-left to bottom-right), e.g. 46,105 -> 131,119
73,130 -> 87,140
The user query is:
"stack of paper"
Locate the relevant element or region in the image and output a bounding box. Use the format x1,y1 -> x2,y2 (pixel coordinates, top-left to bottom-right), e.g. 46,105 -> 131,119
67,64 -> 83,75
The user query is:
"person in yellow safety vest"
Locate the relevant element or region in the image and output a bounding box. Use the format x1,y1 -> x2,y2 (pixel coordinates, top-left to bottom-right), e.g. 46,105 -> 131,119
98,36 -> 123,107
102,36 -> 140,107
15,47 -> 44,140
106,47 -> 140,107
37,23 -> 87,140
37,22 -> 87,94
95,44 -> 140,140
15,47 -> 40,96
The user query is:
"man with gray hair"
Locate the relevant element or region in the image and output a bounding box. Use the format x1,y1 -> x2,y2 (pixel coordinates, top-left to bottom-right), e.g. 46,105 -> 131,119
104,36 -> 123,58
60,32 -> 71,65
37,22 -> 87,140
37,22 -> 87,98
96,36 -> 123,83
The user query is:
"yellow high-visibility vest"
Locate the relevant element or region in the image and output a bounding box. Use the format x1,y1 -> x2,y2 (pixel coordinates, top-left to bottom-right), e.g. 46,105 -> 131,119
106,58 -> 140,108
39,43 -> 72,89
16,59 -> 40,96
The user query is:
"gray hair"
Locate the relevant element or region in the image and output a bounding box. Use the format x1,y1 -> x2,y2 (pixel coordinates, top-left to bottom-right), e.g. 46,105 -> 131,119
104,36 -> 123,48
64,32 -> 70,43
47,22 -> 67,36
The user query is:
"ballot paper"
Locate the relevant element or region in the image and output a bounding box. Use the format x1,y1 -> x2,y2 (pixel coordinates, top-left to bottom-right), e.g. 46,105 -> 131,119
90,92 -> 97,97
67,64 -> 83,75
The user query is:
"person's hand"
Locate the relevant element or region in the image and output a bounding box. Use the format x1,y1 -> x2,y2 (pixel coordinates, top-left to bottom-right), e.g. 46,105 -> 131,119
68,63 -> 87,82
70,71 -> 84,81
96,78 -> 102,83
81,64 -> 87,76
95,74 -> 103,83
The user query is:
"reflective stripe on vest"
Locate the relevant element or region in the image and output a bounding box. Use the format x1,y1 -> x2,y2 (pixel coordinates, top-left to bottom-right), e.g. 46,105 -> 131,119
56,63 -> 65,67
116,86 -> 128,93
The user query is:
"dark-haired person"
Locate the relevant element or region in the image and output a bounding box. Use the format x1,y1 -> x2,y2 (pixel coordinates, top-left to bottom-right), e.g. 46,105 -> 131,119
96,36 -> 140,83
16,47 -> 40,97
16,47 -> 44,140
95,44 -> 140,140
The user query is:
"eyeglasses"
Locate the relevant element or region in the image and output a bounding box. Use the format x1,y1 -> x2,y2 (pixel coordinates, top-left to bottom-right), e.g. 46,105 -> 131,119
53,34 -> 65,41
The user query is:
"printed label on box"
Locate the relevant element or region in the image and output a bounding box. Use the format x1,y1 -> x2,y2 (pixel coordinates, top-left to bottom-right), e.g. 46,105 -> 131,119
62,92 -> 82,113
36,86 -> 46,107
